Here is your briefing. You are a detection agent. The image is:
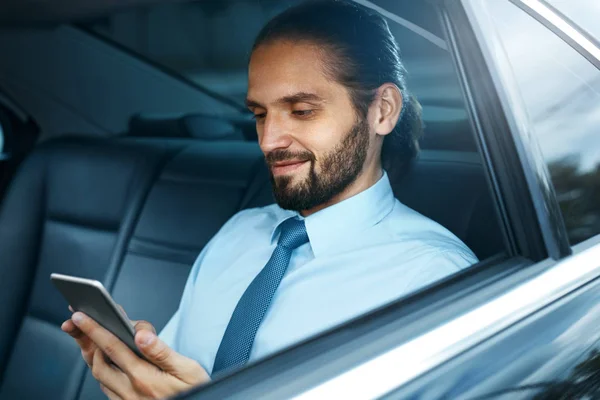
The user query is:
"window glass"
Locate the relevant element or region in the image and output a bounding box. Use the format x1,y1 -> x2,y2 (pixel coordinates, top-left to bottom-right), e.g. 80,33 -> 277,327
487,1 -> 600,245
545,0 -> 600,41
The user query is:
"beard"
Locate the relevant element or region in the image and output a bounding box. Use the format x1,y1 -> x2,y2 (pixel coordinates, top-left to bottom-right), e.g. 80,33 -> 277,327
266,119 -> 370,212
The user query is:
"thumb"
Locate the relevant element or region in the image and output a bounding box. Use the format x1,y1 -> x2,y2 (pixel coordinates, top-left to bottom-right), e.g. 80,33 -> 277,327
135,330 -> 209,384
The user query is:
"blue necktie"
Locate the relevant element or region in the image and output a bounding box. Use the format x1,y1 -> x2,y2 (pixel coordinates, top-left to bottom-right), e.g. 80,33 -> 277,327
212,217 -> 309,375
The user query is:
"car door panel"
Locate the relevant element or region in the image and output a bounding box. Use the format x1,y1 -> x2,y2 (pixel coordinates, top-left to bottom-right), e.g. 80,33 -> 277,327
388,236 -> 600,399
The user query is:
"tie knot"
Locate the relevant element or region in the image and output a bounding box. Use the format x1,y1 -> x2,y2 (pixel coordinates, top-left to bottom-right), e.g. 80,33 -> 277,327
277,218 -> 309,249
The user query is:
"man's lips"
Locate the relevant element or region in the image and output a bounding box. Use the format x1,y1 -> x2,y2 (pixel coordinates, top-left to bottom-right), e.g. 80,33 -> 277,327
271,160 -> 309,175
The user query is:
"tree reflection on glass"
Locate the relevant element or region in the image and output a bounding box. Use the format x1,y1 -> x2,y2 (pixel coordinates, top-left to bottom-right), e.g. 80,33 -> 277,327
487,0 -> 600,246
533,349 -> 600,399
549,158 -> 600,245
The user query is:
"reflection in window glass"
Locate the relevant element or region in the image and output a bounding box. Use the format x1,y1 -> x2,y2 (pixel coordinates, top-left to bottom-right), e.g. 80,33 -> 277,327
545,0 -> 600,41
85,1 -> 302,105
488,1 -> 600,245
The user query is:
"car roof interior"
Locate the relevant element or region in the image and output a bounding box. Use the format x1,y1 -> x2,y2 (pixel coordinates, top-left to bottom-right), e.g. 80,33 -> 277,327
0,1 -> 505,398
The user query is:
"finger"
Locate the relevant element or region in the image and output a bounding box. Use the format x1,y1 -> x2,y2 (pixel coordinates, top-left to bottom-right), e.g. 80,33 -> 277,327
135,330 -> 209,384
72,312 -> 142,373
62,320 -> 87,341
63,318 -> 97,348
134,320 -> 157,336
92,349 -> 130,398
62,319 -> 97,363
99,384 -> 122,400
61,319 -> 78,335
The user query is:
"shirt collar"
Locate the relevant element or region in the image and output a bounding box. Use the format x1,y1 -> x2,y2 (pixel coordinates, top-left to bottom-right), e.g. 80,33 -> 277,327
270,171 -> 396,257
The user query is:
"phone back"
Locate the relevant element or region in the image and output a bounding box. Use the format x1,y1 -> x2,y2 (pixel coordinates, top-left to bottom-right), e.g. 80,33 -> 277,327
51,274 -> 144,359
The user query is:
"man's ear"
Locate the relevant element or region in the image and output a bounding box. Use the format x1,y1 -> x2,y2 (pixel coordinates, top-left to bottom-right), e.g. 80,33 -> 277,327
371,83 -> 402,137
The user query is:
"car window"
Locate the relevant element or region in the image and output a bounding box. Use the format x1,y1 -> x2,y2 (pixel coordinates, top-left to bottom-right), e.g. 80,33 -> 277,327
544,0 -> 600,41
487,0 -> 600,246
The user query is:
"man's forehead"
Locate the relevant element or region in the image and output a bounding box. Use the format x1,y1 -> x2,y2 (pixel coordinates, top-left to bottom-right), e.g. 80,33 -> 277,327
247,41 -> 343,106
249,40 -> 325,71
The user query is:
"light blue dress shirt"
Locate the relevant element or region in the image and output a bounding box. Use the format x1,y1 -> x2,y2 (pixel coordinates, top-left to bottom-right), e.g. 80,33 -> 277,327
158,171 -> 478,375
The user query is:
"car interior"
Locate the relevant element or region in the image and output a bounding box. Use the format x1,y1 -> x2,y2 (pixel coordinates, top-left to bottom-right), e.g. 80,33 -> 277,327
0,0 -> 506,398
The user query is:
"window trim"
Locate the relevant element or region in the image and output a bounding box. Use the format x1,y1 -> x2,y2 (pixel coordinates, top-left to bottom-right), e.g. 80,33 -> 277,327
352,0 -> 448,50
439,0 -> 549,262
458,0 -> 572,260
513,0 -> 600,70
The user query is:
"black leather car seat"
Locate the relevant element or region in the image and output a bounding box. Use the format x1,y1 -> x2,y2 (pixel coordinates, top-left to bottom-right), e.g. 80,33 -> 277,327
0,137 -> 179,399
0,135 -> 502,399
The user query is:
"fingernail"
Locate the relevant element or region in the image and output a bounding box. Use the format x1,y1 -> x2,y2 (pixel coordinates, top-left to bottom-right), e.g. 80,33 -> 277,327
72,312 -> 85,325
139,331 -> 156,347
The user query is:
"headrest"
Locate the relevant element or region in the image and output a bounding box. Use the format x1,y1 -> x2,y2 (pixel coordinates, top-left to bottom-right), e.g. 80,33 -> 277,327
127,113 -> 254,141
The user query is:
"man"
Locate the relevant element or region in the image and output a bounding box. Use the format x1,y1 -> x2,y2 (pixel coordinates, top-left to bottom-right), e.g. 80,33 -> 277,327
61,0 -> 477,398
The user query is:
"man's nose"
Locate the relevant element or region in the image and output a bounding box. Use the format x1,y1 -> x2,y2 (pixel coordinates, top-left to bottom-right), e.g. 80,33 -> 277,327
259,113 -> 293,153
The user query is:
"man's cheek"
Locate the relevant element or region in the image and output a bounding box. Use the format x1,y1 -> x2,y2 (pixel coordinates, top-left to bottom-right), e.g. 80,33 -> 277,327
293,162 -> 313,182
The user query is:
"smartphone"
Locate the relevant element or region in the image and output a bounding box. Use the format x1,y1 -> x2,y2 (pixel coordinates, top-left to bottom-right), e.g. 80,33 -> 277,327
50,273 -> 146,360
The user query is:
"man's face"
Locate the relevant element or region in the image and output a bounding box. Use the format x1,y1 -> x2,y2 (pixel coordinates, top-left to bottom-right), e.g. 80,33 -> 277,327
247,40 -> 372,212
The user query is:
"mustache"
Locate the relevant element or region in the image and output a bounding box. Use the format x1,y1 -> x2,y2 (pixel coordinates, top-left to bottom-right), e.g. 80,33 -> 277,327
265,150 -> 315,166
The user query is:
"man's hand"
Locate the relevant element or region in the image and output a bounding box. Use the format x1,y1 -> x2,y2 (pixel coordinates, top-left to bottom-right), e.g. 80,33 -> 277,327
61,307 -> 210,399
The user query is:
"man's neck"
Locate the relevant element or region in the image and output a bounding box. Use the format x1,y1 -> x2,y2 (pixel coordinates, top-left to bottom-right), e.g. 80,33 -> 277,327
300,167 -> 384,217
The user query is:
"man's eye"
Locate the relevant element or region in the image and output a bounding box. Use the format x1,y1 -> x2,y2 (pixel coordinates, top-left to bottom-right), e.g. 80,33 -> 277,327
252,113 -> 266,120
293,110 -> 313,117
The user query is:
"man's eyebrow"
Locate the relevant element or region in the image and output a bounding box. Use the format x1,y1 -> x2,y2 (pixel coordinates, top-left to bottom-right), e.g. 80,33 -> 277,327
278,92 -> 325,105
245,92 -> 325,109
245,98 -> 264,109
